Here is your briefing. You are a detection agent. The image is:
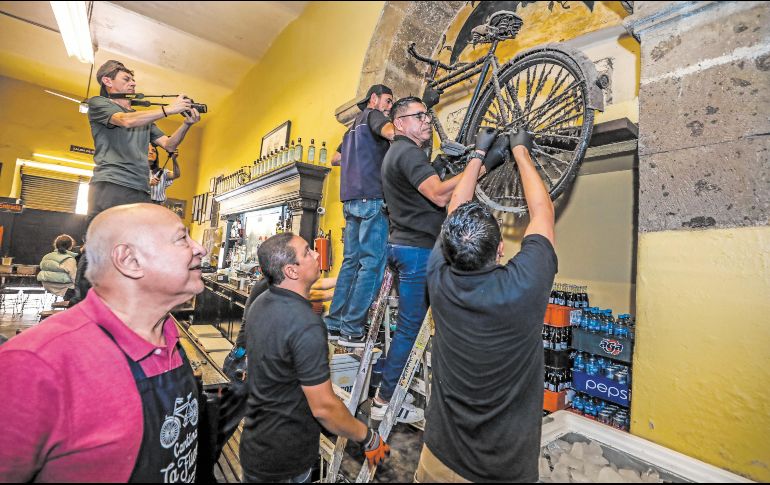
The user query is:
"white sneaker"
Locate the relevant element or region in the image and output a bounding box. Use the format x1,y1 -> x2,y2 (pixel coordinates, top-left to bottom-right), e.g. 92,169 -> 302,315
370,399 -> 424,424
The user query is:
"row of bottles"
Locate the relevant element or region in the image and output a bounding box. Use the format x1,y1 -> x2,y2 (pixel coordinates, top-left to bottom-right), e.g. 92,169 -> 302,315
549,283 -> 590,308
572,352 -> 631,385
576,308 -> 635,340
545,366 -> 571,392
570,393 -> 630,431
542,325 -> 571,351
249,138 -> 329,178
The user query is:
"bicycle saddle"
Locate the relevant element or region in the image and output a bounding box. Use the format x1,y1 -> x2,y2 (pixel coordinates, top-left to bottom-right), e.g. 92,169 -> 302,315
471,11 -> 523,44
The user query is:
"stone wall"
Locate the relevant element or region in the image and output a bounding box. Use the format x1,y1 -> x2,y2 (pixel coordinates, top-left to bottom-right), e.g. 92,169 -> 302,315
632,1 -> 770,232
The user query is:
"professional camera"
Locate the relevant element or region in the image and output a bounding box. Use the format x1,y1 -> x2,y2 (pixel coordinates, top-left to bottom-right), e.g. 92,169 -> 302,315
184,97 -> 207,114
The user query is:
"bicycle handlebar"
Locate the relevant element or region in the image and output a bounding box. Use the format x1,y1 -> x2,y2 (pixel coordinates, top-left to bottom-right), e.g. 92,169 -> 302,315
408,42 -> 453,71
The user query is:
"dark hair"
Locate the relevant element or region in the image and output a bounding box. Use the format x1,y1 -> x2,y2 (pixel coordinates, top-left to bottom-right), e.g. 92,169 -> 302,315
54,234 -> 75,254
98,63 -> 135,97
440,201 -> 501,271
257,232 -> 298,285
390,96 -> 424,121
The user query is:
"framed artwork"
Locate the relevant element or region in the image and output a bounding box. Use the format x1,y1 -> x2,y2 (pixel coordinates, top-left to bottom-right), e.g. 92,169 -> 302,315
260,120 -> 291,158
162,198 -> 186,220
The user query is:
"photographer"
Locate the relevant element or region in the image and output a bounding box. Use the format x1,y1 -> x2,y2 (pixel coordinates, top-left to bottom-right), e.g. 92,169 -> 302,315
87,60 -> 200,221
148,143 -> 181,204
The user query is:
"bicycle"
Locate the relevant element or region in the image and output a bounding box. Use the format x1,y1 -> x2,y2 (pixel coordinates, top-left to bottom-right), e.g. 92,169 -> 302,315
408,10 -> 606,214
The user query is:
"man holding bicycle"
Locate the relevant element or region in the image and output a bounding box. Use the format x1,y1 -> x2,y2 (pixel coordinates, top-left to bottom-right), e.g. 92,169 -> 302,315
417,129 -> 557,482
372,96 -> 509,421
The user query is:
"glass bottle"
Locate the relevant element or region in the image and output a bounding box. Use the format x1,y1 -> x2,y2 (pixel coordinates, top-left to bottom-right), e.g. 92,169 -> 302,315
288,140 -> 295,163
319,141 -> 327,164
295,137 -> 303,163
307,138 -> 316,164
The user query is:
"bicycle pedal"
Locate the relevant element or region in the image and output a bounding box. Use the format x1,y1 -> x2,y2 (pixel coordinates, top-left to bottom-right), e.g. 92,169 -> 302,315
441,140 -> 467,157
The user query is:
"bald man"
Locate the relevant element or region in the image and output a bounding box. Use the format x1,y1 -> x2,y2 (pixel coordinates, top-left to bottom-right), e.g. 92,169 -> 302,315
0,204 -> 207,482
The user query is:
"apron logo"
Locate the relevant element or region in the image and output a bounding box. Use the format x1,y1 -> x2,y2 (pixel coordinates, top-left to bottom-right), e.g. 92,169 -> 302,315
160,393 -> 199,449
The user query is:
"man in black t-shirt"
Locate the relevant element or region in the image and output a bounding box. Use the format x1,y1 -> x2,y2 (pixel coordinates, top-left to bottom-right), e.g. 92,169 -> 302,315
417,129 -> 558,482
326,85 -> 396,348
239,233 -> 389,483
372,97 -> 501,421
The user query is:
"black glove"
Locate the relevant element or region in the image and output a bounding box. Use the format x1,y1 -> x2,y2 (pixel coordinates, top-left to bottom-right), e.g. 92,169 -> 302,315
509,128 -> 534,154
422,87 -> 441,110
474,127 -> 498,153
482,135 -> 510,173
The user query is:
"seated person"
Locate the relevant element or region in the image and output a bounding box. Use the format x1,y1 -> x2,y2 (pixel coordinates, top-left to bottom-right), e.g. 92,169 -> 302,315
36,234 -> 78,300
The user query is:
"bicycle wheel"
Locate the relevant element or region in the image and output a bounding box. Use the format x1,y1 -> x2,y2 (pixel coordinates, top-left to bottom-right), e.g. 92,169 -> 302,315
464,49 -> 595,213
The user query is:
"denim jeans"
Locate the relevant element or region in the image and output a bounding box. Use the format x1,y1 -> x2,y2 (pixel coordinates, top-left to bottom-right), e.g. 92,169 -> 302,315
324,199 -> 388,338
374,243 -> 432,401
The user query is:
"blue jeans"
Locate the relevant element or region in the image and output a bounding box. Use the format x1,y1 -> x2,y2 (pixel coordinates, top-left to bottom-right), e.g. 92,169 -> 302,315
324,199 -> 388,337
374,243 -> 431,401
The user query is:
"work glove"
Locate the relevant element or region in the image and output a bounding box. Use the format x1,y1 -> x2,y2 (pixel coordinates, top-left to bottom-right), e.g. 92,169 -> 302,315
362,429 -> 390,467
509,127 -> 534,154
474,127 -> 498,153
422,86 -> 442,110
482,135 -> 510,173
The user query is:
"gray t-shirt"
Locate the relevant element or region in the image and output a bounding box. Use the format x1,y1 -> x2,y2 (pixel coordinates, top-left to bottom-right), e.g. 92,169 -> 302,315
88,96 -> 165,193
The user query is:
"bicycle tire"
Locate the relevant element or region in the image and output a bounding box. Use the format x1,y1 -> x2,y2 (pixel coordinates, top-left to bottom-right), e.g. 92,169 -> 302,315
464,49 -> 595,214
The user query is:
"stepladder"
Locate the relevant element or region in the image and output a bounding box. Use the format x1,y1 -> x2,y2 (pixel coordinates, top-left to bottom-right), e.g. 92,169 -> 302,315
321,268 -> 394,483
319,270 -> 434,483
354,310 -> 433,483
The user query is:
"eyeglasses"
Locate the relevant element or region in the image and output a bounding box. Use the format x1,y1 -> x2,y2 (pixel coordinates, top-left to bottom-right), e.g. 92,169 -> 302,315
397,111 -> 432,123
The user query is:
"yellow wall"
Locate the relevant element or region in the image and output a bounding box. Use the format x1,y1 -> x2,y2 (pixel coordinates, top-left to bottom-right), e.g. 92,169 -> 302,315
190,1 -> 385,275
633,226 -> 770,481
0,75 -> 202,225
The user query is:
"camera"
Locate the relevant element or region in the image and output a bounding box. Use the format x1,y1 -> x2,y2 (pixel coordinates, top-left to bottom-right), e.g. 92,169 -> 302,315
184,96 -> 207,114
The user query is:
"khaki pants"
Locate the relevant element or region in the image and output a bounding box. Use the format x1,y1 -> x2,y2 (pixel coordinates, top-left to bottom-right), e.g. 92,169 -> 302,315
414,445 -> 471,483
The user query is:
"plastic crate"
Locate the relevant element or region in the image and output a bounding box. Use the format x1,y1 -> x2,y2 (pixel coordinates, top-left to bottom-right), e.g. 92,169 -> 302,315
545,304 -> 581,328
544,389 -> 568,412
541,411 -> 752,482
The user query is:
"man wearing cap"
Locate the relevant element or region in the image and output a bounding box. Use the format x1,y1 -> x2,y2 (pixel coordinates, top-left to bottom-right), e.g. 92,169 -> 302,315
324,85 -> 396,348
87,60 -> 200,221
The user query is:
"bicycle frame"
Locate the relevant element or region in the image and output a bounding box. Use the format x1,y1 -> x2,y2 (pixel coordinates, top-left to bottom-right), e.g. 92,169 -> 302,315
419,39 -> 503,146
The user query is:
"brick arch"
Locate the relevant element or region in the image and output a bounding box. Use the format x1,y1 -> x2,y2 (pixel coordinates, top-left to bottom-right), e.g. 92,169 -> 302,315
335,1 -> 465,126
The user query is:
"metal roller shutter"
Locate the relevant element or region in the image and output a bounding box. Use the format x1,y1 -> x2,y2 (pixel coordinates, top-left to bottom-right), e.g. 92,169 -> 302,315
20,167 -> 87,213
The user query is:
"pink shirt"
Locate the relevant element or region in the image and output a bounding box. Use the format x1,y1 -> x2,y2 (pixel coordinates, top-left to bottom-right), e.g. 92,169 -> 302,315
0,290 -> 184,482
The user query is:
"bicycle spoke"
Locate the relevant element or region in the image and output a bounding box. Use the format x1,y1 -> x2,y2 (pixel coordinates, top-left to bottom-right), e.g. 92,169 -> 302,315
535,131 -> 582,142
528,87 -> 582,128
531,97 -> 583,133
537,111 -> 585,134
524,63 -> 553,114
524,66 -> 533,116
532,148 -> 566,177
509,80 -> 581,128
530,152 -> 555,189
505,77 -> 525,122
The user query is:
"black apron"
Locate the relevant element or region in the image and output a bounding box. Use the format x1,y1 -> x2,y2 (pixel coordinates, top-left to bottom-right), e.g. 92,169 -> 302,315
100,327 -> 199,483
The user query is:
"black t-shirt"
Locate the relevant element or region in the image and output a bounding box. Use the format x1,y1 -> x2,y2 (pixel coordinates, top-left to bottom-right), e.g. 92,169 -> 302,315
424,235 -> 558,482
381,135 -> 446,248
240,286 -> 330,479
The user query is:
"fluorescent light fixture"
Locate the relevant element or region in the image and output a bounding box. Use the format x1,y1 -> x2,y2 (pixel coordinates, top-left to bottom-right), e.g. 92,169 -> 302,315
20,160 -> 93,177
33,153 -> 95,168
50,1 -> 94,64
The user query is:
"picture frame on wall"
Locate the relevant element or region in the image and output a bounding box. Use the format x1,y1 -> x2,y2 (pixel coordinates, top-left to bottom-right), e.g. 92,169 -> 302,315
162,198 -> 187,220
260,120 -> 291,158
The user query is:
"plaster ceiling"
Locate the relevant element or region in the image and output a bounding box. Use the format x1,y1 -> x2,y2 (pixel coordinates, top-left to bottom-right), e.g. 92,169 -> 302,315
0,1 -> 307,118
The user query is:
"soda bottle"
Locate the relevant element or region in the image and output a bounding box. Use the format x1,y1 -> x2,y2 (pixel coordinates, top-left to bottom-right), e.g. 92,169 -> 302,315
580,309 -> 590,330
542,325 -> 550,349
549,285 -> 556,305
604,309 -> 614,335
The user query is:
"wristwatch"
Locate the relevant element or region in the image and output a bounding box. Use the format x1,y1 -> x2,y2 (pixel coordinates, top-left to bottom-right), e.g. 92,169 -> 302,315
470,150 -> 486,161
